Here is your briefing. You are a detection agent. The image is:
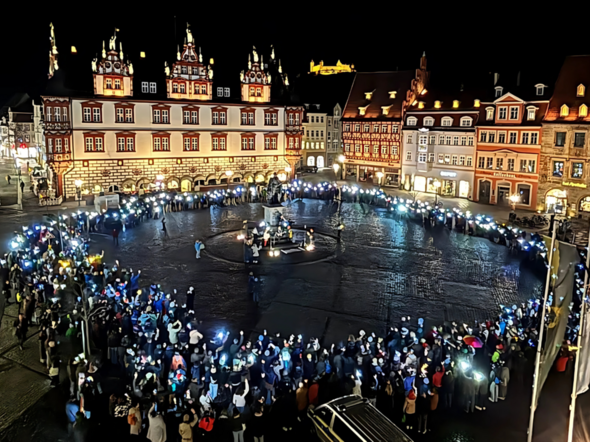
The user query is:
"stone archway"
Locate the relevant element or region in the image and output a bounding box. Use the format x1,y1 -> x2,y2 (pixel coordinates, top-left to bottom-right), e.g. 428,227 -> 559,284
205,174 -> 218,185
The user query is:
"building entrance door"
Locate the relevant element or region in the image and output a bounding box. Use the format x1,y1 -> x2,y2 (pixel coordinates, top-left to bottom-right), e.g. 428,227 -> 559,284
498,186 -> 510,206
479,180 -> 491,204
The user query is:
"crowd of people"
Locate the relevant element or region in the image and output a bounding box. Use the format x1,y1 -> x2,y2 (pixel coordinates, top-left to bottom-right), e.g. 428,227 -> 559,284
1,178 -> 581,442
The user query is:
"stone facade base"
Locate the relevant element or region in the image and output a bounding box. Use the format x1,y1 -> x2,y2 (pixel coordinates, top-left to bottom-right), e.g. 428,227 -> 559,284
61,155 -> 289,197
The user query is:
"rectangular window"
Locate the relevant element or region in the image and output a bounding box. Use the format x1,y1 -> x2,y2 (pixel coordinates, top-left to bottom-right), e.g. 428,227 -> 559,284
439,154 -> 445,163
125,108 -> 133,122
224,88 -> 230,97
528,160 -> 536,173
428,153 -> 435,162
354,123 -> 360,132
496,158 -> 504,169
466,156 -> 472,167
499,107 -> 507,119
363,124 -> 370,133
62,108 -> 68,121
154,137 -> 161,151
92,108 -> 101,122
95,137 -> 103,151
115,79 -> 121,90
453,136 -> 459,145
555,132 -> 566,146
142,82 -> 148,93
265,113 -> 271,125
162,138 -> 169,151
478,156 -> 485,168
345,144 -> 351,152
486,157 -> 493,169
444,154 -> 451,163
406,134 -> 413,144
406,151 -> 412,161
373,145 -> 379,154
446,135 -> 452,145
439,135 -> 445,145
382,146 -> 388,155
162,110 -> 169,123
429,135 -> 436,145
488,132 -> 495,143
480,131 -> 487,142
574,133 -> 586,147
572,162 -> 584,179
64,138 -> 69,152
106,78 -> 112,89
200,85 -> 206,94
459,155 -> 465,165
248,112 -> 254,125
126,137 -> 134,151
418,152 -> 427,162
241,113 -> 247,125
192,137 -> 199,151
116,108 -> 124,122
191,111 -> 198,124
509,132 -> 517,143
498,132 -> 506,144
520,159 -> 527,172
461,136 -> 467,146
150,83 -> 157,93
118,137 -> 125,151
184,137 -> 190,151
85,137 -> 93,151
219,112 -> 226,125
468,136 -> 474,146
217,87 -> 223,97
363,145 -> 369,153
509,107 -> 519,119
55,138 -> 62,153
373,125 -> 379,133
344,124 -> 350,132
452,155 -> 458,165
382,125 -> 388,133
184,111 -> 190,124
531,133 -> 538,144
53,107 -> 60,121
419,134 -> 428,145
522,133 -> 529,144
508,158 -> 515,171
212,112 -> 218,124
355,144 -> 360,153
212,138 -> 218,150
153,109 -> 160,123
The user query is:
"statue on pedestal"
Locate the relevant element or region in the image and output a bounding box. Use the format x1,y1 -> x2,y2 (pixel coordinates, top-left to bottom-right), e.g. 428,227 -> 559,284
266,173 -> 282,205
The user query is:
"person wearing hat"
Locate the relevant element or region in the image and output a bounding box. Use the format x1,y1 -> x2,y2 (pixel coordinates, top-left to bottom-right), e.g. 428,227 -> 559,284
178,408 -> 198,442
403,389 -> 417,430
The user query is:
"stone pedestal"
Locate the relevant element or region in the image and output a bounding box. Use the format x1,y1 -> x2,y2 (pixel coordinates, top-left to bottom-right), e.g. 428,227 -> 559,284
263,204 -> 286,227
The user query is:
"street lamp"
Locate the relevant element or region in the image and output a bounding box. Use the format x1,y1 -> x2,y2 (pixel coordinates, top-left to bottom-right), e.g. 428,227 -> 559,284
376,171 -> 384,186
433,179 -> 441,205
225,170 -> 234,189
74,179 -> 83,206
284,166 -> 292,180
337,154 -> 346,180
333,163 -> 340,178
509,194 -> 520,211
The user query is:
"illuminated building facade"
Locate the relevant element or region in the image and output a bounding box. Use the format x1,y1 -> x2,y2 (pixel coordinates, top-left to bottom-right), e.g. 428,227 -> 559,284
402,90 -> 479,198
0,94 -> 45,163
538,55 -> 590,216
341,54 -> 428,185
42,25 -> 302,198
473,74 -> 549,209
309,60 -> 355,76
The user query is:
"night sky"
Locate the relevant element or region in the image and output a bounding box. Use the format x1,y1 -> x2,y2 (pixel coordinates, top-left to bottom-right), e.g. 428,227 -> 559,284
2,6 -> 589,100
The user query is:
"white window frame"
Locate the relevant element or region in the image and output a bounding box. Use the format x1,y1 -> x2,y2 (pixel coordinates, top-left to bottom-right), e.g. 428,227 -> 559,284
441,117 -> 453,126
149,83 -> 157,93
407,117 -> 418,126
486,107 -> 494,120
217,87 -> 223,97
224,88 -> 230,97
423,117 -> 434,126
509,106 -> 519,120
498,107 -> 507,120
460,117 -> 472,127
141,82 -> 149,93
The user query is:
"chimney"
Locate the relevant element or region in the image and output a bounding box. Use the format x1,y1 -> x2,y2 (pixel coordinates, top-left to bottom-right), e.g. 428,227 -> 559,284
494,73 -> 499,85
516,71 -> 521,87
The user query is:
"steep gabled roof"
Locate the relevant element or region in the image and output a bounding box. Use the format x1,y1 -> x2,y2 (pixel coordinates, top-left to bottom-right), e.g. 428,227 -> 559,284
545,55 -> 590,123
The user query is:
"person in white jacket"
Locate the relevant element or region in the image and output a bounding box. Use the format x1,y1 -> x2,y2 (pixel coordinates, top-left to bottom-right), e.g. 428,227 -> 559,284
232,379 -> 249,414
146,403 -> 167,442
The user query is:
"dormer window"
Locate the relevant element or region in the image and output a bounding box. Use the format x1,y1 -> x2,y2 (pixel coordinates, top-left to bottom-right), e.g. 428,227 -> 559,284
389,91 -> 397,99
495,86 -> 503,98
460,117 -> 472,127
474,99 -> 480,108
453,100 -> 459,108
527,106 -> 537,121
418,102 -> 425,109
358,106 -> 369,116
561,104 -> 570,117
580,104 -> 588,118
407,117 -> 418,126
578,84 -> 586,97
424,117 -> 434,126
486,107 -> 494,120
434,101 -> 441,109
364,91 -> 373,100
381,105 -> 392,116
441,117 -> 453,126
536,84 -> 546,96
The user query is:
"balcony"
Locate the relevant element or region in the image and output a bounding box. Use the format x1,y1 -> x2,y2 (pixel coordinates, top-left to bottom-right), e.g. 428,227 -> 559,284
45,121 -> 71,130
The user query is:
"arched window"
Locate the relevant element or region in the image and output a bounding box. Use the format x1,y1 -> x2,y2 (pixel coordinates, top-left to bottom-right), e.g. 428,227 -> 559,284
441,117 -> 453,127
560,104 -> 570,117
580,196 -> 590,212
580,104 -> 588,118
460,117 -> 472,127
577,84 -> 586,97
407,117 -> 418,126
423,117 -> 434,126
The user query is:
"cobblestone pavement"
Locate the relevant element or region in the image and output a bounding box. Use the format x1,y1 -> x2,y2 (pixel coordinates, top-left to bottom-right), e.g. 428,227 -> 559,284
0,198 -> 576,442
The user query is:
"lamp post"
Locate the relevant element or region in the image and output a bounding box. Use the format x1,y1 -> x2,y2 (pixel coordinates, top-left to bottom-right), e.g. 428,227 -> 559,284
509,194 -> 520,211
376,171 -> 384,186
225,170 -> 233,190
433,179 -> 441,205
74,179 -> 83,206
333,163 -> 340,179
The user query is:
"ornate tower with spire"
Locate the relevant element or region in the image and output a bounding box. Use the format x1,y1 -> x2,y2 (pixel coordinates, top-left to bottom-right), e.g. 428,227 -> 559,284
92,29 -> 133,97
166,24 -> 213,100
240,46 -> 271,103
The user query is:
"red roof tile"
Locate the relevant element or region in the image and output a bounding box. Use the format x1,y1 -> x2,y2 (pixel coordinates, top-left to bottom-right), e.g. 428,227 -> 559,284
545,55 -> 590,123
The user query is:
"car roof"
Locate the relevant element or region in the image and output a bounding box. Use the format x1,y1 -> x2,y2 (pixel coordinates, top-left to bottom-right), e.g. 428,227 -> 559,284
318,395 -> 413,442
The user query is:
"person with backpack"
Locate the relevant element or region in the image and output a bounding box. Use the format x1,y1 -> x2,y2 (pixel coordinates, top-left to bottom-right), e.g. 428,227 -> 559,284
128,402 -> 142,436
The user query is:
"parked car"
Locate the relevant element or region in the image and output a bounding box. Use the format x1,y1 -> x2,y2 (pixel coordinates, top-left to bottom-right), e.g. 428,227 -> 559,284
308,395 -> 413,442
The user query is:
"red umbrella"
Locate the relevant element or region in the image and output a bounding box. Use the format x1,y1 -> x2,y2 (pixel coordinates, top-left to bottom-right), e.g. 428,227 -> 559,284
463,335 -> 484,348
